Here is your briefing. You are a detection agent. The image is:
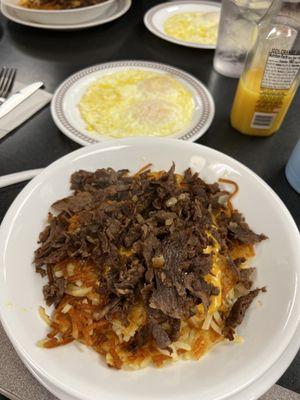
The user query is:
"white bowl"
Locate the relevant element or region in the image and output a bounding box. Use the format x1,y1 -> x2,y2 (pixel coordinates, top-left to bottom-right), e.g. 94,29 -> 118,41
0,138 -> 300,400
18,324 -> 300,400
0,0 -> 131,30
1,0 -> 117,25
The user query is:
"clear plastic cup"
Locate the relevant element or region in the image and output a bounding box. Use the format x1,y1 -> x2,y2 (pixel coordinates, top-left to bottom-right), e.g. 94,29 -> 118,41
213,0 -> 274,78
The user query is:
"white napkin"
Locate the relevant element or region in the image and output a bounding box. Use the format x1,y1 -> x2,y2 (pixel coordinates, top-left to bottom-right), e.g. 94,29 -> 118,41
0,81 -> 52,140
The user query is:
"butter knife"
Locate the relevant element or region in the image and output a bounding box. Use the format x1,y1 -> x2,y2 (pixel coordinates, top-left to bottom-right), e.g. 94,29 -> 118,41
0,169 -> 43,188
0,81 -> 44,119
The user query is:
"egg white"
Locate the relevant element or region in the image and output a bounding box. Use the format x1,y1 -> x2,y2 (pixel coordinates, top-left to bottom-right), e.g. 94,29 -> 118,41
78,70 -> 195,138
164,11 -> 220,45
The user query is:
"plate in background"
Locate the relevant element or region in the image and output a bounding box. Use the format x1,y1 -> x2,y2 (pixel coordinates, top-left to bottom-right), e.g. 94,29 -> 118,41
0,0 -> 131,30
1,0 -> 117,25
144,1 -> 221,49
51,60 -> 215,146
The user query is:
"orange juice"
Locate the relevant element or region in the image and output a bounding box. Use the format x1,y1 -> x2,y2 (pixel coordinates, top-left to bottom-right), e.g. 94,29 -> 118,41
231,68 -> 298,136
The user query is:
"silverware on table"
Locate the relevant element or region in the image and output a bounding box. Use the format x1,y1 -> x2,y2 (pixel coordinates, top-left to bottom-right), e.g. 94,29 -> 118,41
0,81 -> 44,119
0,169 -> 43,189
0,67 -> 17,106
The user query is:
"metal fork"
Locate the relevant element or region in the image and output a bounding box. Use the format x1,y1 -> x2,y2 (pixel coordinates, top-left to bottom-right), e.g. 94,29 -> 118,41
0,67 -> 17,106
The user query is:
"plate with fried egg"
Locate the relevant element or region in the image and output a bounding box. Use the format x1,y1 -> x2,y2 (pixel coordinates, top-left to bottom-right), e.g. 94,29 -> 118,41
51,60 -> 215,146
144,1 -> 221,49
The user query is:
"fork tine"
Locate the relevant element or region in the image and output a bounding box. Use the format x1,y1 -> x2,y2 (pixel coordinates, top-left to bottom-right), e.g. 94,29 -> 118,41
0,68 -> 11,95
2,68 -> 17,98
0,67 -> 9,94
3,69 -> 17,98
0,67 -> 5,81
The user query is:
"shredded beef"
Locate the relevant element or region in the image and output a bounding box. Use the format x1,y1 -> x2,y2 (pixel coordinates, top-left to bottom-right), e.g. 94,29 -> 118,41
127,325 -> 151,352
43,277 -> 66,307
239,267 -> 255,290
217,211 -> 267,248
223,288 -> 262,340
151,323 -> 172,349
52,192 -> 93,214
228,211 -> 267,244
35,165 -> 266,349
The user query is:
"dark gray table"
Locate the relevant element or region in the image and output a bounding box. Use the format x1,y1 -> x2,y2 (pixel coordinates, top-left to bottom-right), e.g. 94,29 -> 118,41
0,0 -> 299,398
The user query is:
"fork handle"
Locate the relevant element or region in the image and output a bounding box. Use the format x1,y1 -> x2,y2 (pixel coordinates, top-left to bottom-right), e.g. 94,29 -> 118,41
0,98 -> 6,105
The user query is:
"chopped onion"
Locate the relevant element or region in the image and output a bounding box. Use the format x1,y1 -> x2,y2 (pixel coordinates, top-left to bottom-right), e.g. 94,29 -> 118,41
38,306 -> 51,326
165,197 -> 178,207
203,245 -> 213,254
178,193 -> 189,201
210,319 -> 223,335
213,311 -> 223,325
67,263 -> 75,276
202,314 -> 212,330
136,213 -> 144,223
61,303 -> 72,314
152,255 -> 165,268
169,344 -> 179,360
87,292 -> 100,305
174,341 -> 191,351
66,285 -> 92,297
157,348 -> 172,356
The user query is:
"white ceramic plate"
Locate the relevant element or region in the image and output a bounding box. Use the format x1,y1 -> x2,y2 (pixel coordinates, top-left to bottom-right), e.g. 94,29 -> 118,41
0,138 -> 300,400
20,323 -> 300,400
51,61 -> 215,146
1,0 -> 116,25
20,354 -> 77,400
0,0 -> 131,30
144,1 -> 221,49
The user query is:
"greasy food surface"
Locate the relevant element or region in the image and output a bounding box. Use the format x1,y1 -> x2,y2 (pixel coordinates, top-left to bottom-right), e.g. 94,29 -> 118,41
35,165 -> 266,369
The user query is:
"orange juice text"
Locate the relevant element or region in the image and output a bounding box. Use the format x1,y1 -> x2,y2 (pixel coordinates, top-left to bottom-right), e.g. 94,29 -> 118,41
230,68 -> 298,136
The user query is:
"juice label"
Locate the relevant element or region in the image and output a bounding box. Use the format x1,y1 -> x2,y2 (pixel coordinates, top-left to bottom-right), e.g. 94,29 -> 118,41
251,112 -> 277,129
251,48 -> 300,129
261,49 -> 300,90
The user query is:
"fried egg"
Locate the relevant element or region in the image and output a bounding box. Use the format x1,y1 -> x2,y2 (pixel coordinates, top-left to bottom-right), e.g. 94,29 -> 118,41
78,70 -> 194,138
164,11 -> 220,45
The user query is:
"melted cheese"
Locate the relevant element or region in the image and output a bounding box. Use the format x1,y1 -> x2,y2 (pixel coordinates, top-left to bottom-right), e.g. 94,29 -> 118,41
205,268 -> 222,315
201,230 -> 223,315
